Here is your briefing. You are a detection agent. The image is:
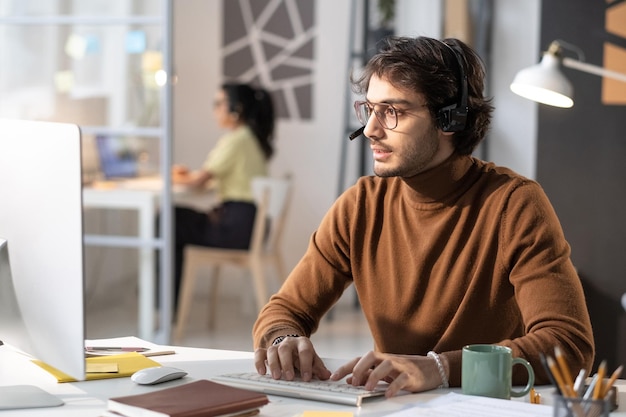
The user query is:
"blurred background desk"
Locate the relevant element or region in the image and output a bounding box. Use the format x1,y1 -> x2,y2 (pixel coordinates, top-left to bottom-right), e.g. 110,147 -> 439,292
83,180 -> 213,341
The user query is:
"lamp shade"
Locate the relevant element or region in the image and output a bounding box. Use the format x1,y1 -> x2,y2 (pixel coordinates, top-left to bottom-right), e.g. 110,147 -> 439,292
510,53 -> 574,108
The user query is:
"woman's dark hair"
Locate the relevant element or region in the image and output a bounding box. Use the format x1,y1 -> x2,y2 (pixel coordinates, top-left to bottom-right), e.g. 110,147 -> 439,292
352,36 -> 494,155
222,83 -> 275,159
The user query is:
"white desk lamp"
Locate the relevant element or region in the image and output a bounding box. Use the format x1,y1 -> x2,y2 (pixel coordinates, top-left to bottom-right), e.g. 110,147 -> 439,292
510,39 -> 626,108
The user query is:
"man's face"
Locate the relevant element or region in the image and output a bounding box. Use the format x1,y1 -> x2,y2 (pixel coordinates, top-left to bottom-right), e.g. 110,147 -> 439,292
363,74 -> 454,178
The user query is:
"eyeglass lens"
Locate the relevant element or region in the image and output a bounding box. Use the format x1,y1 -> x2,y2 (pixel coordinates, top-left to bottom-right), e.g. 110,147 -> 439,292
354,101 -> 398,130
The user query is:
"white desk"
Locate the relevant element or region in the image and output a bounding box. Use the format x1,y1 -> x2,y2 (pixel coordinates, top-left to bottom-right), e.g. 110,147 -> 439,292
83,181 -> 213,341
1,337 -> 625,417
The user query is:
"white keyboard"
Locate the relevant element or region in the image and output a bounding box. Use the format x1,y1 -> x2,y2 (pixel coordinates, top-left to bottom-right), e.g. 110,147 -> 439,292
212,372 -> 388,406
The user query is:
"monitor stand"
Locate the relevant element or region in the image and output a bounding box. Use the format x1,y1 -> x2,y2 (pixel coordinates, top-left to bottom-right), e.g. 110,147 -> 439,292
0,385 -> 64,409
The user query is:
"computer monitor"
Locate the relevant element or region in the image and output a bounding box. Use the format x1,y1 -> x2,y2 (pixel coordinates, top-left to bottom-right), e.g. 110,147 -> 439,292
0,119 -> 85,407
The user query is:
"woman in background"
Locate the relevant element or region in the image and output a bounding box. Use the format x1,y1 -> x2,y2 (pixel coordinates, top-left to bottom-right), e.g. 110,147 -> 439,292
171,82 -> 275,306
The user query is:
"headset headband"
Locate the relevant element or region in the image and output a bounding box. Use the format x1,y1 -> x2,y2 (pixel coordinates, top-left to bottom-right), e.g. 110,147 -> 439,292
436,40 -> 469,132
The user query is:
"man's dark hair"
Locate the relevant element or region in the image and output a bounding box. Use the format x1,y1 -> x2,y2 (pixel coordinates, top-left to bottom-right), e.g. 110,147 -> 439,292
352,36 -> 494,155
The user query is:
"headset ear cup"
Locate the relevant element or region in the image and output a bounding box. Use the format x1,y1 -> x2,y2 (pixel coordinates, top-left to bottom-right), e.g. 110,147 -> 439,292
448,109 -> 468,132
437,108 -> 451,132
437,104 -> 467,132
437,103 -> 462,132
441,109 -> 468,132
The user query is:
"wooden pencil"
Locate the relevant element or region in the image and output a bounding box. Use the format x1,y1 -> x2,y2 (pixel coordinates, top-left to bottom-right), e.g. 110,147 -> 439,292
601,364 -> 623,399
592,360 -> 607,400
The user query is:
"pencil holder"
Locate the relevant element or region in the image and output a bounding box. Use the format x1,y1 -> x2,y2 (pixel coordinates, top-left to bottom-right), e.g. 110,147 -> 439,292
553,393 -> 612,417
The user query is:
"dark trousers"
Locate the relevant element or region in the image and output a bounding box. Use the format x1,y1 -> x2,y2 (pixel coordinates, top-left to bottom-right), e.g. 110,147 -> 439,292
172,201 -> 256,307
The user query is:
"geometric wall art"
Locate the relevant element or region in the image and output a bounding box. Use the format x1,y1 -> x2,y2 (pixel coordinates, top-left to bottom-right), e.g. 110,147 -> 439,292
222,0 -> 316,120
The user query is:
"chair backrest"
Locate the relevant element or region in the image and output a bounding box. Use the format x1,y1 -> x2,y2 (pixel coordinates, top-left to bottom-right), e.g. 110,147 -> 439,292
249,176 -> 291,254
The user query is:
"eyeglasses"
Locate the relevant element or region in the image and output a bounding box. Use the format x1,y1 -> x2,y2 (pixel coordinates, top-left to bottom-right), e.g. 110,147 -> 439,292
354,100 -> 401,130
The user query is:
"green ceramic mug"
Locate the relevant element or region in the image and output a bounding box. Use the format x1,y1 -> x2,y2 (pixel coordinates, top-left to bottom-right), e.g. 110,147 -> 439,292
462,344 -> 535,399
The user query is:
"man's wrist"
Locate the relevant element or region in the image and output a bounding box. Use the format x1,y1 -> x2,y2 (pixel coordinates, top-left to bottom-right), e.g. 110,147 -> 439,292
271,334 -> 300,346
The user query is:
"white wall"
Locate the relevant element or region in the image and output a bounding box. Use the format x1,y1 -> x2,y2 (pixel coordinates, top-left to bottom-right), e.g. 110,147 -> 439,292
173,0 -> 218,169
396,0 -> 443,38
489,0 -> 541,179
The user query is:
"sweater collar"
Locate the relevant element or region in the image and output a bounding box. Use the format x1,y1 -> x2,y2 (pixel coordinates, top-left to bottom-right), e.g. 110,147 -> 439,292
400,153 -> 474,204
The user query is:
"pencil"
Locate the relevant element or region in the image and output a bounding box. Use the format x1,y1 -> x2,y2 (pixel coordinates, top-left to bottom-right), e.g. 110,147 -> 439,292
592,360 -> 607,400
554,346 -> 574,389
547,356 -> 576,398
142,350 -> 176,357
601,364 -> 623,398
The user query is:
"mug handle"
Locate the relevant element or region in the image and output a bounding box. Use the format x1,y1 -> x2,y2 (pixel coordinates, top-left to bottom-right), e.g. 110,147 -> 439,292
510,357 -> 535,397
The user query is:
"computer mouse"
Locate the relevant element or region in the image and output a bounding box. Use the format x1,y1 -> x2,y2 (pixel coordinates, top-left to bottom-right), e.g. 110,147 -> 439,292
131,366 -> 188,385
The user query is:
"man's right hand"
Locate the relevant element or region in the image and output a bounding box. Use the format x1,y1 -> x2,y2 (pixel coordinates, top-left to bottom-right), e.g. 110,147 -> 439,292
254,336 -> 332,382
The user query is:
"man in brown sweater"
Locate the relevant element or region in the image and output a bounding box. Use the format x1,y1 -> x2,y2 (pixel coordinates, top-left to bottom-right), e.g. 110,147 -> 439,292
253,36 -> 594,397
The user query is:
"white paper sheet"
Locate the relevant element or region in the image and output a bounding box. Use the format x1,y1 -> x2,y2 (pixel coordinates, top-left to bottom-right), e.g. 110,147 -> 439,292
385,393 -> 553,417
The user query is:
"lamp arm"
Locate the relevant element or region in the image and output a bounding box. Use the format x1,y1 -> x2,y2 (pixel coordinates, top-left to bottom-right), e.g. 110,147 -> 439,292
562,57 -> 626,83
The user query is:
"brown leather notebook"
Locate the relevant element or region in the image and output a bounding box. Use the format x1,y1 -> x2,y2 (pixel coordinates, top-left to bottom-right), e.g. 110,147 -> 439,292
107,379 -> 269,417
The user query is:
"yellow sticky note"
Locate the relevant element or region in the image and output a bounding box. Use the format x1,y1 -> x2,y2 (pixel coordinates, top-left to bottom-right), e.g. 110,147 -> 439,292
33,352 -> 161,382
302,412 -> 353,417
86,363 -> 119,373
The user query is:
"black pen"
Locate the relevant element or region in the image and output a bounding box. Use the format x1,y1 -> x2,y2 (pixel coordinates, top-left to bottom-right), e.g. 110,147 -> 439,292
539,352 -> 562,395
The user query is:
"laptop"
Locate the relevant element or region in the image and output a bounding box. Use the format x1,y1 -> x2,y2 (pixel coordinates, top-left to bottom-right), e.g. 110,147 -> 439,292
95,135 -> 138,180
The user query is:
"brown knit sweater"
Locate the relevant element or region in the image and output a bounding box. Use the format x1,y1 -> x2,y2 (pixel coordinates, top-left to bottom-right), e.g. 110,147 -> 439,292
253,154 -> 594,387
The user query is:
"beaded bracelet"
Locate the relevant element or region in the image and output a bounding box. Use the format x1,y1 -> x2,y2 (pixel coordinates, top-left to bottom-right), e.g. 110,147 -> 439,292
427,351 -> 449,389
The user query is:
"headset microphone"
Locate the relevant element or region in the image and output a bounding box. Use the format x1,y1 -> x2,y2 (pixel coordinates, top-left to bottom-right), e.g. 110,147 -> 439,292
349,126 -> 365,141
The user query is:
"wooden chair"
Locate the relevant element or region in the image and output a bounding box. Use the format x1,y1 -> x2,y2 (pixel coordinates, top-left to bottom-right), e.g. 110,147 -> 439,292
173,176 -> 292,343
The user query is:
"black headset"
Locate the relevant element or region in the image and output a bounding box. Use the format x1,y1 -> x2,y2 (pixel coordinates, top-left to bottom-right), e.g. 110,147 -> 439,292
436,41 -> 469,133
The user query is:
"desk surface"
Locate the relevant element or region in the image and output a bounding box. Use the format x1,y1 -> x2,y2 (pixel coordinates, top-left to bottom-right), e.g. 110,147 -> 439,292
1,337 -> 624,417
84,177 -> 215,209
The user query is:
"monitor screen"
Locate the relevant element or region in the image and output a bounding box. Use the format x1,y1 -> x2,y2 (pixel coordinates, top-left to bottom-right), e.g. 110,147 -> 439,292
0,119 -> 85,384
